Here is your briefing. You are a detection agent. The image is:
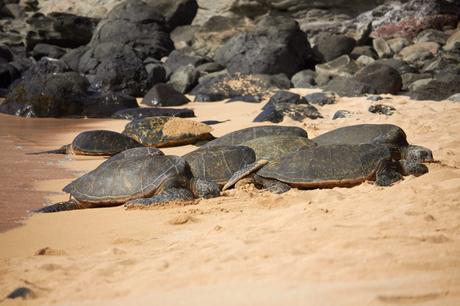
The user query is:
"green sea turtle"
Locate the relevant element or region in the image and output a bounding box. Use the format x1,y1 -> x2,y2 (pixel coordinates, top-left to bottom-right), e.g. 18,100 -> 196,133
241,135 -> 316,161
122,116 -> 215,147
33,130 -> 144,156
37,147 -> 220,212
312,124 -> 433,162
203,125 -> 308,148
223,143 -> 429,193
183,145 -> 257,188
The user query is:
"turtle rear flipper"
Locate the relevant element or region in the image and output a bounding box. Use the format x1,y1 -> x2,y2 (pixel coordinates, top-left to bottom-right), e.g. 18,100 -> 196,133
28,144 -> 71,155
222,160 -> 268,191
253,175 -> 291,194
124,188 -> 194,209
36,200 -> 87,213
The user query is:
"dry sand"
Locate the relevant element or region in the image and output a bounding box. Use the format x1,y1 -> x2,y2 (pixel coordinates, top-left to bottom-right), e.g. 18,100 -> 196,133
0,90 -> 459,305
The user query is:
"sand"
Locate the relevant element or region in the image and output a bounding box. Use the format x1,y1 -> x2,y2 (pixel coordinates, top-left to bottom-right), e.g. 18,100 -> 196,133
0,91 -> 459,305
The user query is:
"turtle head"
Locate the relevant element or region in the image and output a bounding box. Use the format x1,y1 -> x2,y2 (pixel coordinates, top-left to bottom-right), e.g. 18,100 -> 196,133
403,145 -> 434,163
189,178 -> 220,199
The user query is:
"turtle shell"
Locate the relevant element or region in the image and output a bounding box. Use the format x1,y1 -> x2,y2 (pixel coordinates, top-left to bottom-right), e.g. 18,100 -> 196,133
63,151 -> 185,205
203,125 -> 308,148
71,130 -> 143,156
257,143 -> 392,188
184,145 -> 256,187
242,135 -> 315,161
312,124 -> 408,147
122,116 -> 214,147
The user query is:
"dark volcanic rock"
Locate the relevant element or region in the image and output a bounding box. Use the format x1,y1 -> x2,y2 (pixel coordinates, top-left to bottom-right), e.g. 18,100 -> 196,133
6,287 -> 36,300
164,48 -> 209,73
73,43 -> 165,96
142,83 -> 190,106
144,0 -> 198,29
0,71 -> 89,117
168,64 -> 200,94
332,110 -> 351,119
409,77 -> 460,101
214,16 -> 312,78
31,43 -> 66,59
314,34 -> 356,62
368,104 -> 396,115
191,73 -> 290,102
354,62 -> 403,94
254,90 -> 322,122
81,92 -> 138,118
304,92 -> 337,106
90,0 -> 173,60
291,69 -> 316,88
111,107 -> 195,120
324,77 -> 375,97
92,47 -> 149,96
26,12 -> 98,49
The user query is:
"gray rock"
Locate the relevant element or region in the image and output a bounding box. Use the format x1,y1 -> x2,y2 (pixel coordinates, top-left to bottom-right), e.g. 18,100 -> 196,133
325,76 -> 374,97
447,93 -> 460,102
415,29 -> 449,45
332,110 -> 351,119
304,92 -> 337,106
408,78 -> 433,92
368,104 -> 396,115
401,73 -> 433,91
373,38 -> 393,58
356,55 -> 375,66
387,37 -> 410,54
350,46 -> 378,60
409,77 -> 460,101
142,83 -> 190,107
354,62 -> 402,94
444,30 -> 460,51
291,69 -> 316,88
168,64 -> 200,94
214,16 -> 312,78
313,34 -> 356,62
315,55 -> 359,78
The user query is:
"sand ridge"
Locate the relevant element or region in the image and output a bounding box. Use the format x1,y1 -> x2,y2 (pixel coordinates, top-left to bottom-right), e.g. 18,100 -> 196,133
0,91 -> 459,305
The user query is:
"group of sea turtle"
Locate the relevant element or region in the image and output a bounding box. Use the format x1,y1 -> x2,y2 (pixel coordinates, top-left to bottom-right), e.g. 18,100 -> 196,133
37,123 -> 433,213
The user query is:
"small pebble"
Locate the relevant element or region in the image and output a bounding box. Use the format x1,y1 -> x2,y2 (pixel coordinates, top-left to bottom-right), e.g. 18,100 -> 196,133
368,104 -> 396,115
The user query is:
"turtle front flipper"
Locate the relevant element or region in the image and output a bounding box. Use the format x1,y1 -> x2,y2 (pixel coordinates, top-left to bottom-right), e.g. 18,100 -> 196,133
374,159 -> 403,186
124,188 -> 194,209
36,200 -> 87,213
253,175 -> 291,194
28,144 -> 72,155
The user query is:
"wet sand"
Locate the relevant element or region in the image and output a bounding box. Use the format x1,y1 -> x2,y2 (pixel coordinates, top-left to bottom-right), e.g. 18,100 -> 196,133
0,93 -> 460,305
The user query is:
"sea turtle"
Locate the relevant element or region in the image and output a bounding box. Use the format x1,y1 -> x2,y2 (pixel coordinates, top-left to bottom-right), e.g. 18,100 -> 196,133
241,135 -> 316,161
312,124 -> 433,162
123,116 -> 215,147
33,130 -> 144,156
203,125 -> 308,148
37,147 -> 220,212
183,145 -> 257,188
223,143 -> 429,193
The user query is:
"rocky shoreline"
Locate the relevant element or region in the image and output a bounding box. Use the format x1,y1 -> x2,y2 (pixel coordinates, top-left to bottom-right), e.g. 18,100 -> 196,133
0,0 -> 459,120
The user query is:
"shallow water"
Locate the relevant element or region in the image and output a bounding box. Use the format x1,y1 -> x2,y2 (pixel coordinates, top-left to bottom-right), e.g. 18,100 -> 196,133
0,114 -> 108,231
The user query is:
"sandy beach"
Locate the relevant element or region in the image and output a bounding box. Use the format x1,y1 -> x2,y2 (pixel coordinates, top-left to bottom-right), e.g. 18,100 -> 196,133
0,91 -> 459,305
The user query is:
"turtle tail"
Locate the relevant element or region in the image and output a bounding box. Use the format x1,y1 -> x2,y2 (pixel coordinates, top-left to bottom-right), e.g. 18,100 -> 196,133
35,200 -> 87,213
28,144 -> 71,155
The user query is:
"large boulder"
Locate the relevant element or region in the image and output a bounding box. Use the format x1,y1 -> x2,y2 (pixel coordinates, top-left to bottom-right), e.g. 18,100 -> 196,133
190,72 -> 291,102
313,34 -> 356,62
89,0 -> 174,60
26,12 -> 99,50
354,62 -> 402,94
214,16 -> 312,78
0,71 -> 89,117
144,0 -> 198,29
